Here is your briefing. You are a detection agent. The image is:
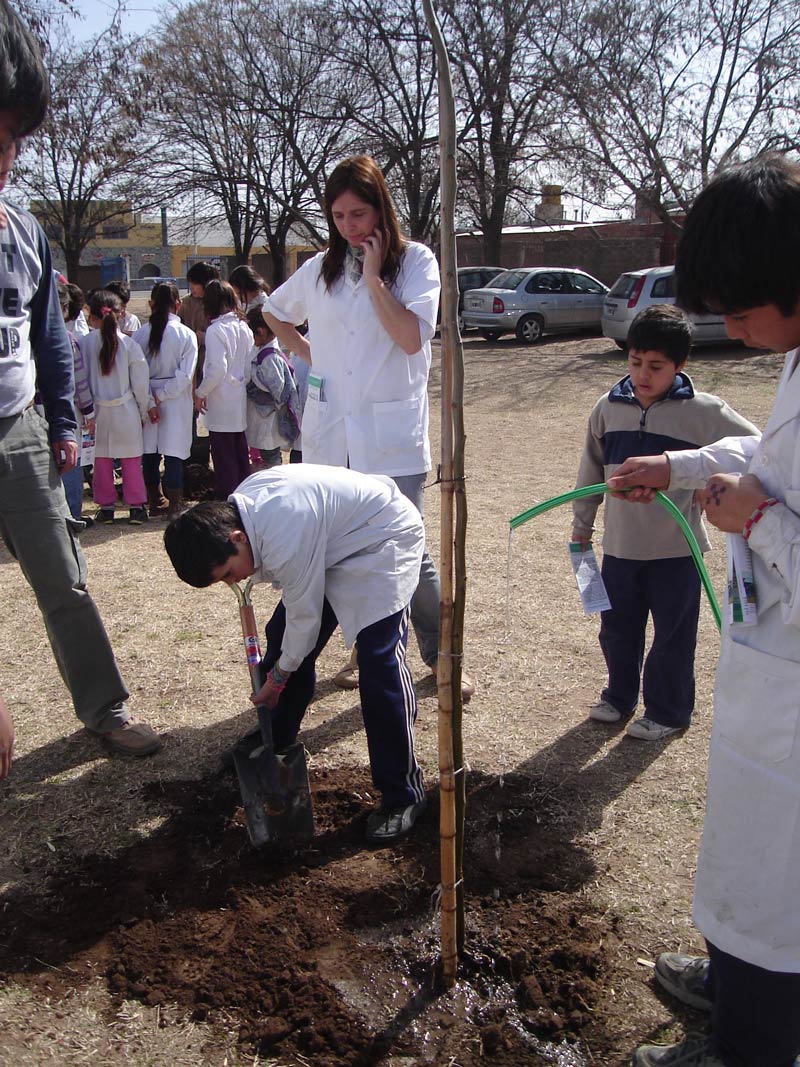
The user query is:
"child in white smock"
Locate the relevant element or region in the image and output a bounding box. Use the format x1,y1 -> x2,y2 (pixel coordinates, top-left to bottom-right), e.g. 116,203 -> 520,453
244,308 -> 300,469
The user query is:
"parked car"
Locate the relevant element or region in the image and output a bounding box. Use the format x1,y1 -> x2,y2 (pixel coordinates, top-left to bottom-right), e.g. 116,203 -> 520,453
460,267 -> 609,343
601,266 -> 729,348
455,266 -> 503,331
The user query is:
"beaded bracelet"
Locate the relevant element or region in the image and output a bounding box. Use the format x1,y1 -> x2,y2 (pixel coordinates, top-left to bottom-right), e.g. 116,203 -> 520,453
266,664 -> 291,692
742,497 -> 779,541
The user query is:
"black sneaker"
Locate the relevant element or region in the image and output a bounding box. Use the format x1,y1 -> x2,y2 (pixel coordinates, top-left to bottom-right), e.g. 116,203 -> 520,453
128,506 -> 148,525
365,797 -> 427,844
654,953 -> 712,1012
633,1036 -> 723,1066
97,507 -> 115,524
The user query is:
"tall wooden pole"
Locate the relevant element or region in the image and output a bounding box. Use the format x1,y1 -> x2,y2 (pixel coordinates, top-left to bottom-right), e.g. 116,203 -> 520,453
422,0 -> 467,986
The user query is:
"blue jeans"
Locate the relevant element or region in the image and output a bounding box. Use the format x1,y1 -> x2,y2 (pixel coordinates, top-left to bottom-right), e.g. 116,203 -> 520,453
0,408 -> 129,732
61,464 -> 84,519
391,472 -> 441,668
143,452 -> 184,491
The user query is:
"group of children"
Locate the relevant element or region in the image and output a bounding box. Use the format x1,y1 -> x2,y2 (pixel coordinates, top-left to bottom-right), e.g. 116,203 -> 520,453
59,267 -> 305,526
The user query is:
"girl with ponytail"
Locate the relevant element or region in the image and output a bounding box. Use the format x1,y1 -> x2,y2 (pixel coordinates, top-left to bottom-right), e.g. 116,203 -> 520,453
80,289 -> 155,524
132,283 -> 198,519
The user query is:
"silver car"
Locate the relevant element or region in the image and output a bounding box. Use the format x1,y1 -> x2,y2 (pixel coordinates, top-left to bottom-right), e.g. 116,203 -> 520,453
460,267 -> 609,343
601,266 -> 729,348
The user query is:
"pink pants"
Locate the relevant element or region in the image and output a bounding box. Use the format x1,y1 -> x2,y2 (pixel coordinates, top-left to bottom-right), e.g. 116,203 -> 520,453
92,456 -> 146,507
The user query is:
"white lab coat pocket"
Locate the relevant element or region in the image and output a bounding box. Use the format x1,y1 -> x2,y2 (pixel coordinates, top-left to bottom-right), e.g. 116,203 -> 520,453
715,638 -> 800,764
372,398 -> 423,455
301,397 -> 327,451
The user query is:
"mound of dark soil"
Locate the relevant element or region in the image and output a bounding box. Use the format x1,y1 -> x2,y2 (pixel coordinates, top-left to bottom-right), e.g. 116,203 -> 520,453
0,768 -> 613,1066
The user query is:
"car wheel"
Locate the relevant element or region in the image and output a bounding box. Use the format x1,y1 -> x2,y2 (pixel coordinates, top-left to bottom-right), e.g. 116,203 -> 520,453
480,329 -> 502,341
457,313 -> 465,333
615,339 -> 626,350
515,315 -> 544,343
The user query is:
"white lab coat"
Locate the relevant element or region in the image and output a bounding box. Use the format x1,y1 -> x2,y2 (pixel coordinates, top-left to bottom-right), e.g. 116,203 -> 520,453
133,314 -> 198,460
80,329 -> 151,458
668,347 -> 800,971
195,311 -> 252,432
264,243 -> 440,476
230,464 -> 424,672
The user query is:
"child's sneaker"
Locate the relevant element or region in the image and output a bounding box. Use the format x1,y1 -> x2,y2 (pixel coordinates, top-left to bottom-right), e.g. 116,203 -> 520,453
588,699 -> 622,723
654,953 -> 712,1012
626,717 -> 684,741
96,507 -> 115,524
128,506 -> 148,525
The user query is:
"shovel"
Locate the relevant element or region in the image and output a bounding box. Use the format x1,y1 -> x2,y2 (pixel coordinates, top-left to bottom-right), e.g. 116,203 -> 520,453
230,579 -> 314,847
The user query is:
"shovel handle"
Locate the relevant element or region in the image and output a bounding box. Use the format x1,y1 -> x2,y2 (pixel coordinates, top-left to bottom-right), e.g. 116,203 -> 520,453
232,581 -> 263,693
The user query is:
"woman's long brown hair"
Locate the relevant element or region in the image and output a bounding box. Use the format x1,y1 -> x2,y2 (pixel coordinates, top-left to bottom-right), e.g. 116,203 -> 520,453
321,155 -> 406,291
88,290 -> 123,375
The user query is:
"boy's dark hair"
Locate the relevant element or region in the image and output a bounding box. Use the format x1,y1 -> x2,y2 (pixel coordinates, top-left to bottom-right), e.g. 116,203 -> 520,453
0,0 -> 49,137
186,261 -> 221,286
676,153 -> 800,317
163,501 -> 242,588
246,307 -> 274,339
105,279 -> 131,305
627,304 -> 693,365
229,264 -> 269,297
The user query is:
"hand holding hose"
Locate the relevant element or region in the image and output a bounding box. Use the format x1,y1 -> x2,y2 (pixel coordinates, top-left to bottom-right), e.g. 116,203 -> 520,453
606,454 -> 671,501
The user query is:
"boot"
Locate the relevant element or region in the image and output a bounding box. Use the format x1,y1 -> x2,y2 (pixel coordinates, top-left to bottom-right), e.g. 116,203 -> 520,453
165,488 -> 184,521
146,482 -> 168,517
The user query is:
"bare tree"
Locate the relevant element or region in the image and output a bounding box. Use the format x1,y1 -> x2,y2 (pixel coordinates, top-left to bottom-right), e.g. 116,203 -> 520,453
440,0 -> 558,263
16,21 -> 163,279
328,0 -> 441,242
539,0 -> 800,223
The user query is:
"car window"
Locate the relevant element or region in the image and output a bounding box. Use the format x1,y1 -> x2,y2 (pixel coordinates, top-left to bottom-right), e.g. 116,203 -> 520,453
650,274 -> 675,298
478,269 -> 502,286
526,271 -> 565,294
568,272 -> 607,294
608,274 -> 639,298
458,272 -> 480,292
490,270 -> 528,290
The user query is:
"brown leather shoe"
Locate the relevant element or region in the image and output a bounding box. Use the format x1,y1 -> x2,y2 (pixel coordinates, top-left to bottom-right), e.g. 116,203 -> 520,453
101,720 -> 162,757
333,645 -> 360,690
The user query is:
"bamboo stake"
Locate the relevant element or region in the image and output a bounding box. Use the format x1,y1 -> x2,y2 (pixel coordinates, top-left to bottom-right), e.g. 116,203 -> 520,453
422,0 -> 467,986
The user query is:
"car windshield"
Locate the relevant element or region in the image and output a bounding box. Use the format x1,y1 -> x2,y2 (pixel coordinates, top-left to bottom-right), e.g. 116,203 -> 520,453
487,270 -> 527,290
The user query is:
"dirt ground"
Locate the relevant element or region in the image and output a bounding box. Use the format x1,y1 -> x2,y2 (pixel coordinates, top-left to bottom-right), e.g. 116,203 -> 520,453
0,328 -> 784,1066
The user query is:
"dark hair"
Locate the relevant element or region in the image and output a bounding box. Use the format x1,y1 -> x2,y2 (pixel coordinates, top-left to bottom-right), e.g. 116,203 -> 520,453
186,261 -> 220,286
627,304 -> 693,365
164,500 -> 242,587
229,264 -> 270,299
88,289 -> 123,374
56,277 -> 69,312
202,279 -> 237,320
0,0 -> 49,137
105,279 -> 131,305
64,282 -> 85,323
246,307 -> 274,340
676,154 -> 800,317
321,155 -> 405,290
146,281 -> 180,357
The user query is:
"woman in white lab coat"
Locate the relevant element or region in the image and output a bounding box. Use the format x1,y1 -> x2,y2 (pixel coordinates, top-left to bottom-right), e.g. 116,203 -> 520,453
194,280 -> 252,499
262,155 -> 474,696
133,282 -> 197,519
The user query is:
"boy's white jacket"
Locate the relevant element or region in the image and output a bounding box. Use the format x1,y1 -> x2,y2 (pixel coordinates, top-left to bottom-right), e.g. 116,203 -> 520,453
230,464 -> 424,672
667,346 -> 800,972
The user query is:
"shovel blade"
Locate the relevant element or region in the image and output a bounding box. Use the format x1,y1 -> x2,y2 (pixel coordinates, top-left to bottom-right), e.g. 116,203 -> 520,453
232,736 -> 315,848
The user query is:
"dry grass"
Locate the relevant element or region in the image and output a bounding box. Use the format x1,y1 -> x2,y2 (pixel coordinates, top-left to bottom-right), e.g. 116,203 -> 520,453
0,330 -> 784,1062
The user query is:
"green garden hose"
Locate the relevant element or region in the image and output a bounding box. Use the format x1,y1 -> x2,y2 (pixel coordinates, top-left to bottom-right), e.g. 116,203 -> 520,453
509,482 -> 722,632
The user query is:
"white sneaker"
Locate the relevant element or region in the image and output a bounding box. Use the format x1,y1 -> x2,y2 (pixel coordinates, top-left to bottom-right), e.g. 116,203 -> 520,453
588,699 -> 622,723
626,717 -> 684,741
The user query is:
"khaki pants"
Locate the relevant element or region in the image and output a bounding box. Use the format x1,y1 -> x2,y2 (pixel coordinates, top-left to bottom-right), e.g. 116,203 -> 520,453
0,408 -> 129,733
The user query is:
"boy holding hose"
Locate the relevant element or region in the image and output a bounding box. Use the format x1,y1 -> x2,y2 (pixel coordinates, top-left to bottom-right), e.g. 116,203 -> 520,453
610,155 -> 800,1067
571,305 -> 756,740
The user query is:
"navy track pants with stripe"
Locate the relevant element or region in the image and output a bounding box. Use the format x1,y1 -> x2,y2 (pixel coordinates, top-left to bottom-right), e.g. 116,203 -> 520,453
262,597 -> 425,809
